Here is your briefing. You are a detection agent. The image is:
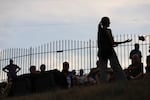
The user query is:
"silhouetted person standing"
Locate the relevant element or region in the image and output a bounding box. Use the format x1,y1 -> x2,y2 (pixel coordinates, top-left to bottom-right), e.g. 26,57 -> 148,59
2,59 -> 21,82
97,17 -> 130,82
145,47 -> 150,73
130,43 -> 142,63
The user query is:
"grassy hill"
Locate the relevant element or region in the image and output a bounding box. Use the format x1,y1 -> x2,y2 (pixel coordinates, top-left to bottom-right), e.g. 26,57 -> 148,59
4,79 -> 150,100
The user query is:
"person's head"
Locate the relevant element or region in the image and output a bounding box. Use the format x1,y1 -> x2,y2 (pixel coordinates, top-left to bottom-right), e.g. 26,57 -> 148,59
62,62 -> 69,71
90,68 -> 99,75
40,64 -> 46,72
135,43 -> 139,50
100,17 -> 110,27
30,65 -> 36,74
72,70 -> 76,75
80,69 -> 84,76
9,59 -> 13,64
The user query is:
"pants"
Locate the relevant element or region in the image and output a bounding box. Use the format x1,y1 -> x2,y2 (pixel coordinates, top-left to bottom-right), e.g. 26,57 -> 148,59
98,49 -> 127,82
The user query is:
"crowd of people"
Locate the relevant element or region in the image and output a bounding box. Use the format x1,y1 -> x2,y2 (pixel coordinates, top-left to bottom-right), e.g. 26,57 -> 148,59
0,17 -> 150,97
60,46 -> 150,87
97,17 -> 150,83
2,48 -> 150,90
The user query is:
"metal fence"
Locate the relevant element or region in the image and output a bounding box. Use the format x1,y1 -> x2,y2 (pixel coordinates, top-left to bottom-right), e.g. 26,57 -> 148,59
0,34 -> 150,81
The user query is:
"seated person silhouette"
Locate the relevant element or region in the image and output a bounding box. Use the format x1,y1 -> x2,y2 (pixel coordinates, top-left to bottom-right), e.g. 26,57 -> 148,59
61,62 -> 72,88
76,69 -> 88,85
87,68 -> 99,85
30,65 -> 37,74
127,54 -> 143,80
40,64 -> 46,73
29,65 -> 39,93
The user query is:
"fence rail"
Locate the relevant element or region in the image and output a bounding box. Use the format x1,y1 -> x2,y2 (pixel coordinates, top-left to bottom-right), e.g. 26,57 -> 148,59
0,34 -> 150,81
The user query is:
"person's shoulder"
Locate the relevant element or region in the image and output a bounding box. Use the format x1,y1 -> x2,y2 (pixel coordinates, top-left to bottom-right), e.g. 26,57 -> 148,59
5,65 -> 10,68
12,64 -> 17,66
138,50 -> 142,53
12,64 -> 19,68
129,50 -> 134,56
130,49 -> 135,52
130,50 -> 139,55
107,28 -> 111,31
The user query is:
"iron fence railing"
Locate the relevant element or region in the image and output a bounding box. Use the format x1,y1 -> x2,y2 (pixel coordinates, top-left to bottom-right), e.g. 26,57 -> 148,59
0,34 -> 150,81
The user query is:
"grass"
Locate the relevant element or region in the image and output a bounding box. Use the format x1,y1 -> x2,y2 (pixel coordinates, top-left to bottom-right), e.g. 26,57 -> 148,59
4,79 -> 150,100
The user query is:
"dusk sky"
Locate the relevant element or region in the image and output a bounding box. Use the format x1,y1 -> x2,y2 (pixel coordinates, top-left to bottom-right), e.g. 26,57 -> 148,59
0,0 -> 150,49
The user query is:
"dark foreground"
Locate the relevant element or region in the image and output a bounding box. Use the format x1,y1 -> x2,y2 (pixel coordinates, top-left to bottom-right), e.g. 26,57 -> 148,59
4,79 -> 150,100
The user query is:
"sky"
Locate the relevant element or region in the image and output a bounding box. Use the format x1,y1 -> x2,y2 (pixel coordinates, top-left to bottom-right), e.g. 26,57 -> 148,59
0,0 -> 150,49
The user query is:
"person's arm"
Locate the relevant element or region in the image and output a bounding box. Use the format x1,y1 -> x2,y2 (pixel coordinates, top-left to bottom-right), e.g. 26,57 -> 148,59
16,65 -> 21,73
106,29 -> 132,46
139,51 -> 142,58
129,51 -> 133,59
2,66 -> 8,73
114,39 -> 132,45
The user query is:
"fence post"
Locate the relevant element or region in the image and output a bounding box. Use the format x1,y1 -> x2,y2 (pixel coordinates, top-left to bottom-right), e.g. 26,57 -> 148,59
89,39 -> 92,69
29,47 -> 32,67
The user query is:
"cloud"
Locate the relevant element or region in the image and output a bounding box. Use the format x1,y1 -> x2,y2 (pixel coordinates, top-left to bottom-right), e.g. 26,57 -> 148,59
0,0 -> 129,26
111,0 -> 150,22
0,0 -> 150,48
2,0 -> 149,26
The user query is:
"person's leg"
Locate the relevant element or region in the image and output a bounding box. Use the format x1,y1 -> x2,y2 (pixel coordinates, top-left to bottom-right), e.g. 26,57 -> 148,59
98,57 -> 108,82
109,50 -> 127,80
